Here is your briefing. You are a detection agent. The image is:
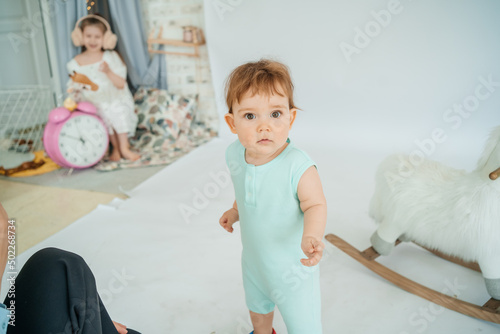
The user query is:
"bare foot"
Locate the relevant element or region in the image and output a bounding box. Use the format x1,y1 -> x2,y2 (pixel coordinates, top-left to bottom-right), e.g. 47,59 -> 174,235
121,148 -> 140,161
109,149 -> 121,162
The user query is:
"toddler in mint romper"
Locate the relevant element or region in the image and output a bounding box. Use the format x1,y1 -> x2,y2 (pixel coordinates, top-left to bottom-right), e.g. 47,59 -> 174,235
226,138 -> 322,334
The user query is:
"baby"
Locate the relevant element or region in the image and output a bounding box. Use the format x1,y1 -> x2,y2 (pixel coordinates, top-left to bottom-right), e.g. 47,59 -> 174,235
219,59 -> 327,334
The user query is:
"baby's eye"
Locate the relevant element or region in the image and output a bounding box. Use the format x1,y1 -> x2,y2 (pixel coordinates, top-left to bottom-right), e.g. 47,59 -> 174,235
270,111 -> 282,118
244,113 -> 255,120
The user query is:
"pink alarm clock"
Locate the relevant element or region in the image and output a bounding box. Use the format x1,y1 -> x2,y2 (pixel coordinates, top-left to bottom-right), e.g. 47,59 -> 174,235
43,101 -> 109,168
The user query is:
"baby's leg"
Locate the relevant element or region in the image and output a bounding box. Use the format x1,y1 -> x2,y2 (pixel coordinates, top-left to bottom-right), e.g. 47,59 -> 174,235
277,269 -> 322,334
249,310 -> 274,334
108,132 -> 121,161
243,271 -> 275,333
117,132 -> 140,161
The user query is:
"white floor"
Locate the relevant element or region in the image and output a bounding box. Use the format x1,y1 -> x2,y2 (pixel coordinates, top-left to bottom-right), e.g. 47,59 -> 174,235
5,134 -> 500,334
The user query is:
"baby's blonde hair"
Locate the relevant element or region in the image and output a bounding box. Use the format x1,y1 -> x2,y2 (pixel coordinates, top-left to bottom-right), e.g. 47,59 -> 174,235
225,59 -> 296,113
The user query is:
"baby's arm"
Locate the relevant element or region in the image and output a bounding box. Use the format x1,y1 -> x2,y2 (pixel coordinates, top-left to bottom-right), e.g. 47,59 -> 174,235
298,166 -> 327,267
99,61 -> 126,89
219,200 -> 239,233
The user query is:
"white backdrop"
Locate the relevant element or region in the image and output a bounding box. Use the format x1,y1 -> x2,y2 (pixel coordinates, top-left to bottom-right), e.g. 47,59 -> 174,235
3,2 -> 499,333
204,0 -> 500,170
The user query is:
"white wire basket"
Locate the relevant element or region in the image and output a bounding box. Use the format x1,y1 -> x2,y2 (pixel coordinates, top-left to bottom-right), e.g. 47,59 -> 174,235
0,86 -> 53,153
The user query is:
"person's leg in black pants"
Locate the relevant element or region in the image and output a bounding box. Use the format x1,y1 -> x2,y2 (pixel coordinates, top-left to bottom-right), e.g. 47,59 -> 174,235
3,247 -> 140,334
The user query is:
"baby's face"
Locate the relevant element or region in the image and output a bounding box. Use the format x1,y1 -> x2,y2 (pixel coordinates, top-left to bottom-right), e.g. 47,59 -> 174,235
225,90 -> 296,164
82,25 -> 104,51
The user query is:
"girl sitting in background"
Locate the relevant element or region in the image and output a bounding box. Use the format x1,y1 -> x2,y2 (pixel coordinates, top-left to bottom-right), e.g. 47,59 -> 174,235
68,14 -> 140,162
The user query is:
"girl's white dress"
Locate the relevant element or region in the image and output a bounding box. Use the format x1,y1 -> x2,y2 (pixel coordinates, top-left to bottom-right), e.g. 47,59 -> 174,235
67,50 -> 137,136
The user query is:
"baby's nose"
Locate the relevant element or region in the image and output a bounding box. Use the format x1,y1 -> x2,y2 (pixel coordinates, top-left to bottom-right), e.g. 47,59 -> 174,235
257,121 -> 271,132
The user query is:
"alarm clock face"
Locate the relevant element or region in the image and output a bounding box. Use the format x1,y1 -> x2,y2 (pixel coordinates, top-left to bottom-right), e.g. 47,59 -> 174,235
58,115 -> 108,167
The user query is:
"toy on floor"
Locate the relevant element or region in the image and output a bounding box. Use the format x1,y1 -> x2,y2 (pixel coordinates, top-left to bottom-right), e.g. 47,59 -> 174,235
326,126 -> 500,324
369,126 -> 500,298
0,150 -> 59,177
43,100 -> 109,169
0,155 -> 44,176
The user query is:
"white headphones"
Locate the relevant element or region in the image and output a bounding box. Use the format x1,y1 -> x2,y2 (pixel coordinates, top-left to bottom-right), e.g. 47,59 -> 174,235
71,14 -> 117,49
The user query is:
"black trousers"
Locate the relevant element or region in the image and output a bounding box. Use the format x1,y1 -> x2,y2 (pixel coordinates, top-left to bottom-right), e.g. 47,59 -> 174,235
3,248 -> 140,334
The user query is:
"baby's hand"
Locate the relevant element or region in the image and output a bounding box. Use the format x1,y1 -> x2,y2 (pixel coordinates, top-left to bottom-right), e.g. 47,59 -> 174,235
99,61 -> 110,74
301,236 -> 324,267
219,208 -> 239,233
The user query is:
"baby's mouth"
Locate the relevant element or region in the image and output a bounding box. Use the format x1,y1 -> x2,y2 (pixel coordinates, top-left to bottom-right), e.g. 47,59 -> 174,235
258,139 -> 271,143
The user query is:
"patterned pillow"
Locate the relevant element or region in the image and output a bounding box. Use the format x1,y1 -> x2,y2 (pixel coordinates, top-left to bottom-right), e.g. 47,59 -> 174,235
132,87 -> 196,149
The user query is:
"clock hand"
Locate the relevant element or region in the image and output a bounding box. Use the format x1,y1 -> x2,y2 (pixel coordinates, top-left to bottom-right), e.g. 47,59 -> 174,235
81,129 -> 103,146
61,134 -> 82,141
73,121 -> 86,145
61,133 -> 86,146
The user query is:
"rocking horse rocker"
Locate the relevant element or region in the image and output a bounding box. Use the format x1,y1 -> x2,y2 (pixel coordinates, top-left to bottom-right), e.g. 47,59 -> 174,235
326,126 -> 500,323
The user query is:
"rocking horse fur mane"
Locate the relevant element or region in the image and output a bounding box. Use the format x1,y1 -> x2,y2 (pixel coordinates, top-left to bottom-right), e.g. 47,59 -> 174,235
369,126 -> 500,299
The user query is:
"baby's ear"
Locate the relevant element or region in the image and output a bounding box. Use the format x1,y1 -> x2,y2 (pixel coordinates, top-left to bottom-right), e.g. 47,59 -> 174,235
289,108 -> 297,128
224,113 -> 237,134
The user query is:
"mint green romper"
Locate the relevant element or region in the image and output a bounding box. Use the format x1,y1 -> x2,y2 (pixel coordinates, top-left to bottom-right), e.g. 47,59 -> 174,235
226,138 -> 322,334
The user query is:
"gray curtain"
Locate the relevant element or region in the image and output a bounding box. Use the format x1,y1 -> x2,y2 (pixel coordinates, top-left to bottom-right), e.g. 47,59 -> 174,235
49,0 -> 87,99
107,0 -> 167,91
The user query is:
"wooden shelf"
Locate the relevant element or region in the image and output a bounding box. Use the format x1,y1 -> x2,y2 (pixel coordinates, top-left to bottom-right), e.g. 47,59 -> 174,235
147,27 -> 205,57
